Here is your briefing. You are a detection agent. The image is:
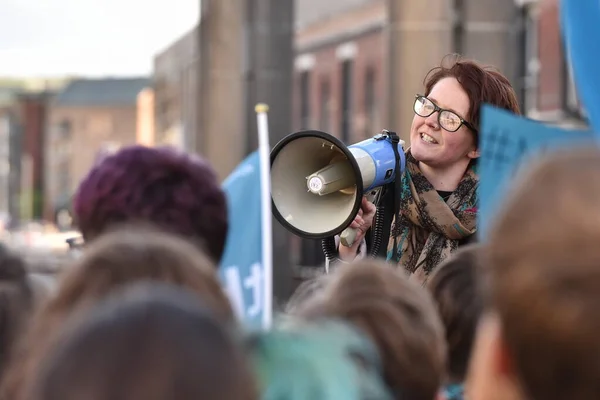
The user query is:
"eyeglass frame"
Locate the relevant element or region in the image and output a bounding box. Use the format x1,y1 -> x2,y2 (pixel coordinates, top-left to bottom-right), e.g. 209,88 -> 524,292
413,94 -> 479,135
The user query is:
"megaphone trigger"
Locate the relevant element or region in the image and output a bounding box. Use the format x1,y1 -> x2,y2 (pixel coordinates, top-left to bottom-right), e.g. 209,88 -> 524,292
340,189 -> 380,247
340,227 -> 359,247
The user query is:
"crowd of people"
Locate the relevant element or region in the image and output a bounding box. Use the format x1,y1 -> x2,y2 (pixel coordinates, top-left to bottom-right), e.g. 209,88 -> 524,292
0,55 -> 596,400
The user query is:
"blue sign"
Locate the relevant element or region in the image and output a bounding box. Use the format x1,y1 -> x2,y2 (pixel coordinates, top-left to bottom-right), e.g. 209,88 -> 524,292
478,105 -> 593,240
219,151 -> 265,328
560,0 -> 600,133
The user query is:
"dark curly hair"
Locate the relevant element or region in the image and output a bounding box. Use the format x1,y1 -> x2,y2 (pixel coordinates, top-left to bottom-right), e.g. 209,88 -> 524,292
73,146 -> 228,263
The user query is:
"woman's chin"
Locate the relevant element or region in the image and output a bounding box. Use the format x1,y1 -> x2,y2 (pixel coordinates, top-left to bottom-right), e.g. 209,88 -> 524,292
410,144 -> 436,163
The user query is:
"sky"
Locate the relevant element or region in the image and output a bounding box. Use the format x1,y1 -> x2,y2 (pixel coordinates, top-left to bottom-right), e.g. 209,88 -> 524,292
0,0 -> 199,77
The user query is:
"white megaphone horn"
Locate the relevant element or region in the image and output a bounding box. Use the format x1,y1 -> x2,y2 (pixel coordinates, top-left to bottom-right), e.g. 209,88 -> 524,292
270,130 -> 406,247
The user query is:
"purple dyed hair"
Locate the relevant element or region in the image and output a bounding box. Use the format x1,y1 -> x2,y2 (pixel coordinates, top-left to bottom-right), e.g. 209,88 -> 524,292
73,146 -> 228,263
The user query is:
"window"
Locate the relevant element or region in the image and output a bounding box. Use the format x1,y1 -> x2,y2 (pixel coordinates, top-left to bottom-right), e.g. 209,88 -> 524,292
522,5 -> 540,113
452,0 -> 465,54
340,60 -> 353,143
58,119 -> 72,139
299,71 -> 311,129
319,79 -> 331,133
364,67 -> 377,138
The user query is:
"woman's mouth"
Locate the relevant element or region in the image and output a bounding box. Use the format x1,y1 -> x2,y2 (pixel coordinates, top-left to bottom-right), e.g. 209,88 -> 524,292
420,133 -> 438,144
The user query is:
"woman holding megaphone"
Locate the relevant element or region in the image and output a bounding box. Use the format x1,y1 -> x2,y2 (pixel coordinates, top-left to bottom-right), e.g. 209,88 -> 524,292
337,55 -> 520,282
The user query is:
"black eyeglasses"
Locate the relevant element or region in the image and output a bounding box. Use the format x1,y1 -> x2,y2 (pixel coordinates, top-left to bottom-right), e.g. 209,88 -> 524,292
413,95 -> 478,134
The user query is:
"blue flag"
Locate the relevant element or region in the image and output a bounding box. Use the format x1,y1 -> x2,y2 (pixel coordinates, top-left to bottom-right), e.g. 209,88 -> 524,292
560,0 -> 600,133
219,151 -> 266,328
478,105 -> 593,240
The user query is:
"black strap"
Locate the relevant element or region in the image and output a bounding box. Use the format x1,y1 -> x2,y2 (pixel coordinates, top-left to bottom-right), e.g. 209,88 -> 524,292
387,131 -> 402,263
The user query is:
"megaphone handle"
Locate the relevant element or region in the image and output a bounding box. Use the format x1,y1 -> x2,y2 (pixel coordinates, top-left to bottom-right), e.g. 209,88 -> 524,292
340,227 -> 359,248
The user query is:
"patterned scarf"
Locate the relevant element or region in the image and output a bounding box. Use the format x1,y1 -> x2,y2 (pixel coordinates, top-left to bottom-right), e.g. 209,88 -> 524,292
386,150 -> 478,283
443,383 -> 465,400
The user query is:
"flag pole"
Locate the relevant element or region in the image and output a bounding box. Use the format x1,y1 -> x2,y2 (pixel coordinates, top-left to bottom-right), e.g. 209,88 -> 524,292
255,103 -> 273,329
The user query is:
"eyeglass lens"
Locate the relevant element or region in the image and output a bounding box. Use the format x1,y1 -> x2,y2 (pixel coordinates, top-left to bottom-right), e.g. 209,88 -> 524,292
414,96 -> 462,132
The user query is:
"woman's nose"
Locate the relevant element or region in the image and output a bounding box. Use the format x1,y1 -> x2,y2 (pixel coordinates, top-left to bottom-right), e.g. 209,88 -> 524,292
425,112 -> 440,129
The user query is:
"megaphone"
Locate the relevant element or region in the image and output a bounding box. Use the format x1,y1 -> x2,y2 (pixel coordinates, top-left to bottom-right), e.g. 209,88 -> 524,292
270,130 -> 406,247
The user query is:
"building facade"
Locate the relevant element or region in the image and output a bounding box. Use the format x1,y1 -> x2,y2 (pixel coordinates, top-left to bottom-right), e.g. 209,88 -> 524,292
153,26 -> 199,150
44,78 -> 151,222
16,92 -> 54,220
520,0 -> 586,128
292,0 -> 522,147
293,0 -> 387,144
0,87 -> 21,224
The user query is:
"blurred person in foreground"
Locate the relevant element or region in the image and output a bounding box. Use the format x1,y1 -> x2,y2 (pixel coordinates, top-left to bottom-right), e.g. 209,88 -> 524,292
426,244 -> 484,400
73,145 -> 228,264
0,245 -> 35,381
31,282 -> 255,400
246,318 -> 392,400
1,227 -> 234,400
467,146 -> 600,400
294,260 -> 446,400
336,55 -> 520,282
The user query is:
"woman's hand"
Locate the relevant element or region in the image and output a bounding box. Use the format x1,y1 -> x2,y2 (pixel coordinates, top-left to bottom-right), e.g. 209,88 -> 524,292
338,197 -> 377,262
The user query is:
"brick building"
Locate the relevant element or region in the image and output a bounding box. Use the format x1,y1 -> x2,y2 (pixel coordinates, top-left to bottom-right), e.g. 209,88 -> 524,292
15,91 -> 54,220
0,87 -> 22,222
293,0 -> 387,145
292,0 -> 522,147
153,26 -> 199,150
0,85 -> 63,224
520,0 -> 586,128
44,78 -> 151,222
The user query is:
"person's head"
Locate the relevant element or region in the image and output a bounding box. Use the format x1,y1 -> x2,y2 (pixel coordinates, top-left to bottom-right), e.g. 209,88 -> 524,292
246,319 -> 392,400
468,146 -> 600,400
284,275 -> 330,315
1,226 -> 234,400
297,261 -> 446,400
426,244 -> 484,384
0,245 -> 33,378
48,226 -> 234,322
73,145 -> 228,263
410,54 -> 520,172
31,282 -> 255,400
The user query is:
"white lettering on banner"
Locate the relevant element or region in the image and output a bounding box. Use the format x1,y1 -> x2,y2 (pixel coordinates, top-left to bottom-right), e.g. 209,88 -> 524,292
223,267 -> 245,319
244,263 -> 263,317
222,263 -> 263,320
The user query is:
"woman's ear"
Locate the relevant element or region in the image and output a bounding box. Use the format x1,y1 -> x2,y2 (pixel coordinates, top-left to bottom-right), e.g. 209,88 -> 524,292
468,148 -> 481,159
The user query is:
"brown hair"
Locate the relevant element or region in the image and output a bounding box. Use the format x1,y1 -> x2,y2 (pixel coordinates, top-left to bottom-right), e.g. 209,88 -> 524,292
1,226 -> 235,400
31,282 -> 255,400
486,145 -> 600,400
297,261 -> 446,400
284,275 -> 330,315
0,245 -> 34,380
424,54 -> 521,136
427,244 -> 483,383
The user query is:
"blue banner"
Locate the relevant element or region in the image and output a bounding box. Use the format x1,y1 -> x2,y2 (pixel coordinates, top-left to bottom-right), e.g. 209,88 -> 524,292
560,0 -> 600,133
478,105 -> 593,240
219,151 -> 265,328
